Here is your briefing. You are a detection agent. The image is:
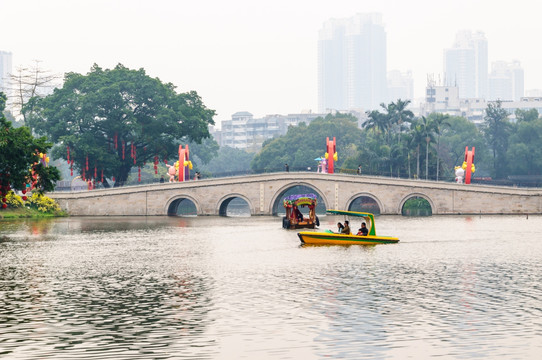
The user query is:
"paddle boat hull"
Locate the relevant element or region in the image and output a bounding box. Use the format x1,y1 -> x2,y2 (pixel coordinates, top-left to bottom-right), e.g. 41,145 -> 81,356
298,231 -> 399,246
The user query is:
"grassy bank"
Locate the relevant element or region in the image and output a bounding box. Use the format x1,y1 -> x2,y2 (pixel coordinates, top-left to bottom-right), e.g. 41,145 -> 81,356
0,207 -> 67,219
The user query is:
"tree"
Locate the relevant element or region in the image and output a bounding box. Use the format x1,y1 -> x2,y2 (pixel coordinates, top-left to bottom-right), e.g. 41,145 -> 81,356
390,98 -> 414,144
0,92 -> 60,195
29,64 -> 215,186
409,120 -> 426,179
251,114 -> 362,173
428,113 -> 450,181
200,146 -> 255,176
515,108 -> 539,123
420,116 -> 435,180
364,109 -> 391,145
9,60 -> 60,127
439,116 -> 489,179
482,101 -> 512,178
506,117 -> 542,175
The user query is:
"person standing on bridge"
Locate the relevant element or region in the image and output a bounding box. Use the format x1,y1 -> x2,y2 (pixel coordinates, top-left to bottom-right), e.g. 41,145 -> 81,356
285,163 -> 289,172
357,165 -> 362,175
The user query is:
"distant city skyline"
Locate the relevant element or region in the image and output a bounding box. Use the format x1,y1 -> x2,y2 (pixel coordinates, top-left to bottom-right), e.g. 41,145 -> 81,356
1,0 -> 541,121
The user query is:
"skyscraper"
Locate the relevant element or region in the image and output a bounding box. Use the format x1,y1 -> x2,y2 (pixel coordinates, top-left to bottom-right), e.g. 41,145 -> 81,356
318,13 -> 387,112
0,51 -> 13,95
443,31 -> 488,99
488,60 -> 524,101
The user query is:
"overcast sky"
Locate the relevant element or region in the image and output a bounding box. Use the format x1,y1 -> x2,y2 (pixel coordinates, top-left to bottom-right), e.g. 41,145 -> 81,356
2,0 -> 541,123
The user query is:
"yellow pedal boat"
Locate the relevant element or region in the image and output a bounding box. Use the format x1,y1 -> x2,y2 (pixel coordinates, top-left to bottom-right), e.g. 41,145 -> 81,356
298,210 -> 399,246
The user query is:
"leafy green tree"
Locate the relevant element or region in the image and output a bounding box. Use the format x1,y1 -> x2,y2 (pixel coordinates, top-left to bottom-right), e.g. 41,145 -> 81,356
187,137 -> 220,169
0,92 -> 60,194
29,64 -> 215,186
251,113 -> 362,173
506,116 -> 542,175
482,101 -> 512,178
515,108 -> 539,123
200,146 -> 255,176
439,116 -> 489,179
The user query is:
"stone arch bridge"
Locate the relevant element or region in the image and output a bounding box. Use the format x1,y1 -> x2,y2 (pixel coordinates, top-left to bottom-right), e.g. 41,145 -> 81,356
49,173 -> 542,216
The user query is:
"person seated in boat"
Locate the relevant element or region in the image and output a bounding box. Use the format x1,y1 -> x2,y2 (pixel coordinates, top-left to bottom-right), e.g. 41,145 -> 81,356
341,220 -> 351,234
294,206 -> 303,222
337,222 -> 344,233
357,222 -> 369,236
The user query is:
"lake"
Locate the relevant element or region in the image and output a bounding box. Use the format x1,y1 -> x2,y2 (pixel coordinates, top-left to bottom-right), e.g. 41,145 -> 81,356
0,215 -> 541,359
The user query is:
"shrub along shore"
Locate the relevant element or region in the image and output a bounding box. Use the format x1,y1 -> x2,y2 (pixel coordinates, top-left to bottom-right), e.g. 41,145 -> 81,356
0,192 -> 66,219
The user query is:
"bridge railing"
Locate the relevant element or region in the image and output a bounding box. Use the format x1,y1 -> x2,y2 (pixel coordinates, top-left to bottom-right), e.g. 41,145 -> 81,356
52,166 -> 541,192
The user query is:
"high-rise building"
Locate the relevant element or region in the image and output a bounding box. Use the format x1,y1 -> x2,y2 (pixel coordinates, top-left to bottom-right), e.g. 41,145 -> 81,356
387,70 -> 414,103
0,51 -> 13,95
488,60 -> 524,101
443,31 -> 488,99
318,13 -> 387,112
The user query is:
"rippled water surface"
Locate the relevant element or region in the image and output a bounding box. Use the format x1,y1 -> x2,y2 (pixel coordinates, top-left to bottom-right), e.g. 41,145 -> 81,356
1,215 -> 541,359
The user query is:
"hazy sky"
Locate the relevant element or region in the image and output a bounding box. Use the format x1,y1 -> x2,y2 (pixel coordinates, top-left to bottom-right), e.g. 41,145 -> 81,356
2,0 -> 541,123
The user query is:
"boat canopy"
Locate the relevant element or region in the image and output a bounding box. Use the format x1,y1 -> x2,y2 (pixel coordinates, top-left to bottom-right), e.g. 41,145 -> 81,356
326,209 -> 373,217
326,209 -> 376,236
283,193 -> 317,208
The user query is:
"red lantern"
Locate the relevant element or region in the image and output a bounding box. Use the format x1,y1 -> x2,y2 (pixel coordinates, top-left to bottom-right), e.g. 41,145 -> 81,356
2,204 -> 6,209
1,197 -> 6,203
22,189 -> 26,194
22,196 -> 27,201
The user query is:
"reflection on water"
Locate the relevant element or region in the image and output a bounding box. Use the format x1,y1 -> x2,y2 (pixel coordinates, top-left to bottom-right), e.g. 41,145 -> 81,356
1,215 -> 541,359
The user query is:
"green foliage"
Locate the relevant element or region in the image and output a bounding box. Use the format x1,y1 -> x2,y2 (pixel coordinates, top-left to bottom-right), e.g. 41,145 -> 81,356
26,193 -> 62,213
506,117 -> 542,174
439,116 -> 490,178
482,101 -> 513,178
402,197 -> 432,216
200,146 -> 254,176
0,92 -> 61,193
29,64 -> 215,187
251,113 -> 362,172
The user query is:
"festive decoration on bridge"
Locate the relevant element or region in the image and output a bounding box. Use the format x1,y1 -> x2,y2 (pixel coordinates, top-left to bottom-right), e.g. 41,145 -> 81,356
455,146 -> 475,184
63,138 -> 198,189
317,137 -> 338,174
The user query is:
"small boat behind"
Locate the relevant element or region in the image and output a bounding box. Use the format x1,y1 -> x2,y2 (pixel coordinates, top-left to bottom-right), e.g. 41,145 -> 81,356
282,193 -> 319,229
298,209 -> 399,245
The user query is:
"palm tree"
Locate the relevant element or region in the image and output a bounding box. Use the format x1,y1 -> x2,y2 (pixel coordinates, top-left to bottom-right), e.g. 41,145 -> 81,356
420,116 -> 436,180
409,120 -> 426,179
430,113 -> 451,181
364,110 -> 390,144
391,99 -> 414,144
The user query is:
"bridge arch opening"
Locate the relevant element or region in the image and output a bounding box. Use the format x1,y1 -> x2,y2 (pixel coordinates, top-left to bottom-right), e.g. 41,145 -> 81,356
347,194 -> 382,215
400,194 -> 433,216
218,196 -> 251,217
167,197 -> 198,216
271,184 -> 327,217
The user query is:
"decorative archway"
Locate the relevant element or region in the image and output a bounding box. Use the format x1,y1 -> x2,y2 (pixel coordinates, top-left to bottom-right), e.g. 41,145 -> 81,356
217,194 -> 253,217
346,193 -> 383,215
399,193 -> 435,216
269,182 -> 328,216
166,195 -> 200,216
